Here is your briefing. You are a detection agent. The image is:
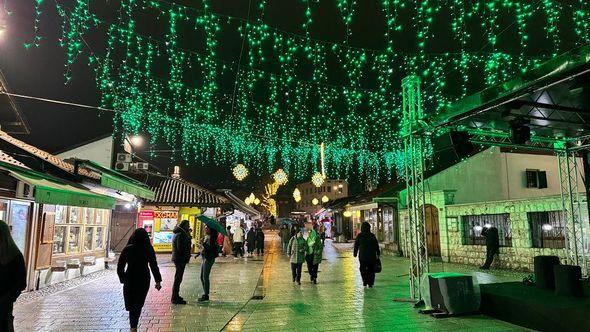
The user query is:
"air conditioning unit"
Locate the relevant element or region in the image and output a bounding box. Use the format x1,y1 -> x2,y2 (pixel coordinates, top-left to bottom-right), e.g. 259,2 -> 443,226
135,162 -> 149,171
115,162 -> 130,171
16,181 -> 34,199
117,153 -> 132,163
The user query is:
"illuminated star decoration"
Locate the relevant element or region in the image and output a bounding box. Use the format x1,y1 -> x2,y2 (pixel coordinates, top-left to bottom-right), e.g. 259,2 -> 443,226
272,168 -> 289,186
311,172 -> 325,187
312,198 -> 319,206
232,163 -> 249,181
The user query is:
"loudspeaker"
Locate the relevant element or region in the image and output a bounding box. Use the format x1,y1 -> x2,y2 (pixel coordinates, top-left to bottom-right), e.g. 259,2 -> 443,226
511,123 -> 531,144
534,255 -> 560,289
450,131 -> 475,159
426,273 -> 479,315
554,265 -> 584,297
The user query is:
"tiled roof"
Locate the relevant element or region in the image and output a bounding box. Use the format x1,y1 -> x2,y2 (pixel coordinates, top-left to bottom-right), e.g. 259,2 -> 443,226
0,150 -> 29,168
141,174 -> 228,206
0,130 -> 100,180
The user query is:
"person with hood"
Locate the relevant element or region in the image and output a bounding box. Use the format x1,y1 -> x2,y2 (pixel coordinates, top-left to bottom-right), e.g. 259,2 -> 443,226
481,226 -> 500,270
0,220 -> 26,332
255,226 -> 265,255
305,224 -> 323,284
246,227 -> 256,256
354,222 -> 381,288
117,228 -> 162,331
287,229 -> 306,285
222,225 -> 233,257
232,224 -> 245,258
199,226 -> 219,302
171,220 -> 191,304
280,224 -> 290,252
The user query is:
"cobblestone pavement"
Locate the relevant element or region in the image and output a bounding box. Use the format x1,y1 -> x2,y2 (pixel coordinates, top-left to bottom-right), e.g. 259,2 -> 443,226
15,233 -> 529,331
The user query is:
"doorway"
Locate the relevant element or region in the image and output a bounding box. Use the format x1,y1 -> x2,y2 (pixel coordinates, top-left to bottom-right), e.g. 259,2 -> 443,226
424,204 -> 441,257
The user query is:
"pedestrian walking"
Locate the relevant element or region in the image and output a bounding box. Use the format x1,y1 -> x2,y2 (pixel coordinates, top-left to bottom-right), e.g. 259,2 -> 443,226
0,220 -> 27,332
117,228 -> 162,331
353,222 -> 380,288
305,225 -> 323,284
280,225 -> 290,252
480,226 -> 500,270
246,227 -> 256,256
319,224 -> 326,245
199,226 -> 218,302
171,220 -> 191,304
287,229 -> 306,285
217,231 -> 224,256
255,227 -> 265,255
232,224 -> 245,258
222,225 -> 233,257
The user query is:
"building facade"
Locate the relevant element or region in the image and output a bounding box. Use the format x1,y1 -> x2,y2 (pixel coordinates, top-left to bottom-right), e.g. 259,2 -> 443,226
295,179 -> 348,215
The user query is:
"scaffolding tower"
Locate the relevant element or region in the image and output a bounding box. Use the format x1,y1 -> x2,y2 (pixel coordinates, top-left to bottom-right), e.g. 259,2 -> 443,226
401,75 -> 429,300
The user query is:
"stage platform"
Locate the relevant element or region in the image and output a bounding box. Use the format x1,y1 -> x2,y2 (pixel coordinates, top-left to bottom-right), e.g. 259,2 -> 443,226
480,281 -> 590,331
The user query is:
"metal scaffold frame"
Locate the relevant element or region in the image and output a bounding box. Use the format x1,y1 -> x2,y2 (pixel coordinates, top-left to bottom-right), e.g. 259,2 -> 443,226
556,148 -> 588,276
401,75 -> 429,300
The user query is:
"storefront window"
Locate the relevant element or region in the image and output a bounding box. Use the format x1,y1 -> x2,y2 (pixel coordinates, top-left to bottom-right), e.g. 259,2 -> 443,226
55,205 -> 67,224
95,209 -> 104,224
95,227 -> 104,250
69,207 -> 79,223
0,200 -> 8,220
53,226 -> 67,254
84,227 -> 94,251
68,226 -> 81,252
83,208 -> 95,224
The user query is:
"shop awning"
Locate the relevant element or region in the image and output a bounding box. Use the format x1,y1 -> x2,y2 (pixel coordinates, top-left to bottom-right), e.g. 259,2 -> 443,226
75,160 -> 155,200
0,161 -> 116,209
220,190 -> 261,218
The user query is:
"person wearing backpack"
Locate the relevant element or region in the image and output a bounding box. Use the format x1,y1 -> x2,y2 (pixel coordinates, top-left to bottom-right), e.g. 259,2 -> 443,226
353,222 -> 381,288
199,226 -> 219,302
287,229 -> 306,285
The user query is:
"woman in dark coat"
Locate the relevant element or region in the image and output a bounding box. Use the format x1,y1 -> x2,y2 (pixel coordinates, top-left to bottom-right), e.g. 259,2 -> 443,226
353,222 -> 380,288
199,226 -> 218,302
255,227 -> 265,255
246,227 -> 256,256
0,220 -> 27,332
117,228 -> 162,330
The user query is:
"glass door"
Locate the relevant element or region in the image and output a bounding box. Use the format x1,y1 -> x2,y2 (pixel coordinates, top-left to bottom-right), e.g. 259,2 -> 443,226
9,201 -> 32,255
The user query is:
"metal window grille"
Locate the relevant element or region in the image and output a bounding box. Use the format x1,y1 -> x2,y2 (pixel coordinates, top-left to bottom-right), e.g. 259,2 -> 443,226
528,211 -> 566,249
462,214 -> 512,247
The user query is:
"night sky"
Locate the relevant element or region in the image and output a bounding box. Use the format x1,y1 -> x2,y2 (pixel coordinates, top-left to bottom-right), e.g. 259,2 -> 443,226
0,1 -> 582,195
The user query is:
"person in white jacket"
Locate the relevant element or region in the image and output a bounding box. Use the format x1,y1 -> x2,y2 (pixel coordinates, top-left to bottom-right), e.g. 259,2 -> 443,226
232,224 -> 245,258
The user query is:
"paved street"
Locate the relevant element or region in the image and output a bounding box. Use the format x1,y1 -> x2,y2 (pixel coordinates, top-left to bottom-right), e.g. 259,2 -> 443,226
15,232 -> 527,331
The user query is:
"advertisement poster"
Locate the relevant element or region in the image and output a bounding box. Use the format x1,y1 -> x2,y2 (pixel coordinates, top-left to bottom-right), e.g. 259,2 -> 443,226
152,210 -> 178,252
138,210 -> 155,239
10,202 -> 30,254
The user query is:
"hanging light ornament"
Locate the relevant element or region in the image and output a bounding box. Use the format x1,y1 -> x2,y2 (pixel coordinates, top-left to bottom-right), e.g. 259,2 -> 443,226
343,210 -> 352,217
311,171 -> 325,187
312,198 -> 319,205
273,168 -> 289,186
293,188 -> 302,202
232,164 -> 249,181
254,198 -> 260,205
321,195 -> 330,203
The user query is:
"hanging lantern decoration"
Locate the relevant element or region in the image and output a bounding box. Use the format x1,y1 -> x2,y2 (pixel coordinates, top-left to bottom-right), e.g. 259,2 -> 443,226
254,198 -> 260,205
311,172 -> 325,187
312,198 -> 319,205
245,196 -> 252,205
293,188 -> 302,202
273,168 -> 289,186
232,164 -> 249,181
343,210 -> 352,217
321,195 -> 329,203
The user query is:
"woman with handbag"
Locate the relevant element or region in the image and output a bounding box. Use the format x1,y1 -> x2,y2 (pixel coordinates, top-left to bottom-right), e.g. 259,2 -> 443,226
353,222 -> 381,288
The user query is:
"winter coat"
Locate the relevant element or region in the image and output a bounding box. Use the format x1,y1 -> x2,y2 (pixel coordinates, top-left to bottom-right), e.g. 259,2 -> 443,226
482,227 -> 500,248
0,252 -> 26,311
201,235 -> 218,260
222,236 -> 233,255
246,229 -> 256,250
171,225 -> 192,264
233,227 -> 245,243
280,228 -> 290,244
287,236 -> 306,264
354,231 -> 380,263
306,230 -> 323,264
255,230 -> 265,249
117,243 -> 162,311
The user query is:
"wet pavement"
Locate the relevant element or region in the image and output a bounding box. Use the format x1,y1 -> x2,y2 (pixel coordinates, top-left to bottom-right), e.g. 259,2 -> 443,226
14,232 -> 528,331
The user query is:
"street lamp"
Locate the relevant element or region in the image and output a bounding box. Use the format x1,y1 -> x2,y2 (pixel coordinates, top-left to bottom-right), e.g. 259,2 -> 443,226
129,135 -> 144,147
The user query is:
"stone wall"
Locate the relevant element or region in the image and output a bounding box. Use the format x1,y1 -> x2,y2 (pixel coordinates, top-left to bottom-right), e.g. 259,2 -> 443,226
397,191 -> 588,272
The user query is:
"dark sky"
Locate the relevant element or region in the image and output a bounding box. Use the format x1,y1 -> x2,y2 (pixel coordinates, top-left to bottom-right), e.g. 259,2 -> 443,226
0,1 -> 581,195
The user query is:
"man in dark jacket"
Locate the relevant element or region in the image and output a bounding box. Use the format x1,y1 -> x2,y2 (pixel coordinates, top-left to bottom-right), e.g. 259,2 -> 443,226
171,220 -> 192,304
354,222 -> 381,288
481,226 -> 499,270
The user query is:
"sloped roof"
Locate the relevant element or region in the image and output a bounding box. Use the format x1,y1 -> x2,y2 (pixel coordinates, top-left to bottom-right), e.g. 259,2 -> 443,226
0,130 -> 99,180
0,150 -> 29,168
137,173 -> 228,207
219,190 -> 261,218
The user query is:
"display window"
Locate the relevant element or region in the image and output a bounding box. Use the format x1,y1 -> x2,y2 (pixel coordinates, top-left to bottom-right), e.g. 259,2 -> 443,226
51,205 -> 111,255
